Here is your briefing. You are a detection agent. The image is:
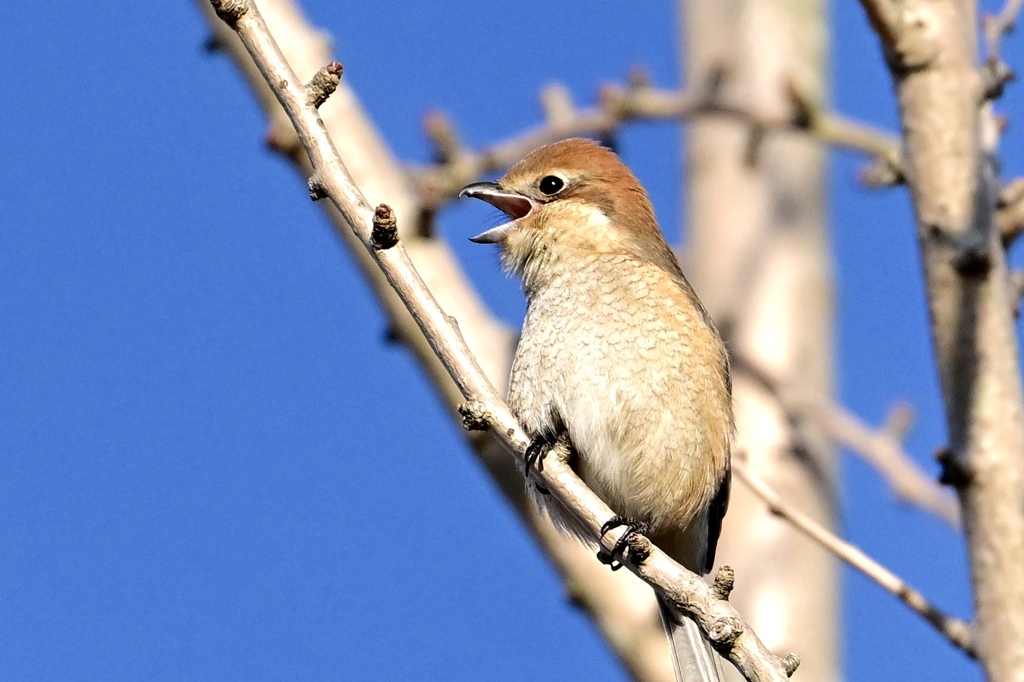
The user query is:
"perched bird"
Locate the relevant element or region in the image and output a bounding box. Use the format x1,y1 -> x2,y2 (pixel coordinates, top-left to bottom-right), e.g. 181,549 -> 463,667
460,138 -> 732,682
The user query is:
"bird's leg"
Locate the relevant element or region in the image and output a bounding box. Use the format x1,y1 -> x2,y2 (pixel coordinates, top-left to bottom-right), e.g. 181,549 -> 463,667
597,516 -> 651,571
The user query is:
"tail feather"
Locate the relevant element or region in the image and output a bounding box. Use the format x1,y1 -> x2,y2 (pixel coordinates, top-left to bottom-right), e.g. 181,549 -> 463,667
658,597 -> 725,682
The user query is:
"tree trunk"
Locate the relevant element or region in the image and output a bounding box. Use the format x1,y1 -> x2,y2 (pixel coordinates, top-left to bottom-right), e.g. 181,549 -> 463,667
681,1 -> 840,680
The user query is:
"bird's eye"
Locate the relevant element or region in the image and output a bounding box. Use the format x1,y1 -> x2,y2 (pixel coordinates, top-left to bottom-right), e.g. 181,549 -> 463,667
538,175 -> 565,196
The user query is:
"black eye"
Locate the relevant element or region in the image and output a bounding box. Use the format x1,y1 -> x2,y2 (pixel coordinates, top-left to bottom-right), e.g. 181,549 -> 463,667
538,175 -> 565,196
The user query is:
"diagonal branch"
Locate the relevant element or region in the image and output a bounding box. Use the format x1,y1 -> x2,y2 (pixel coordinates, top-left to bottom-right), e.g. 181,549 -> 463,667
196,2 -> 682,679
734,460 -> 976,657
206,1 -> 798,678
733,356 -> 960,527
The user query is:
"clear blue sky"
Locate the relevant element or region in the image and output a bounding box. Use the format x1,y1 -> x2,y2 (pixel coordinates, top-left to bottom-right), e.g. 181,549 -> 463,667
2,1 -> 1021,680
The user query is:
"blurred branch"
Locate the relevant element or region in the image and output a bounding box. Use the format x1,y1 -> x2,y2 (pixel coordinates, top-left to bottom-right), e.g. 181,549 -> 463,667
997,177 -> 1024,246
733,357 -> 960,527
857,0 -> 1024,677
1011,271 -> 1024,317
734,459 -> 976,658
410,74 -> 901,211
204,1 -> 799,679
981,0 -> 1018,103
985,0 -> 1024,61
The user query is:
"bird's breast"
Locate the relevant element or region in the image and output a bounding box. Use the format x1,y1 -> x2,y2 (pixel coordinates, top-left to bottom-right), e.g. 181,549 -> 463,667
508,256 -> 730,532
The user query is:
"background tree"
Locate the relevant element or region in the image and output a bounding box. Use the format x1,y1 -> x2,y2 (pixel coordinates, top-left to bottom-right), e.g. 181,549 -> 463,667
2,1 -> 1021,680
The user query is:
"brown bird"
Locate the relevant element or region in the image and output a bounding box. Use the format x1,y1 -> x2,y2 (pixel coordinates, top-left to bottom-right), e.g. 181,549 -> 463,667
461,138 -> 732,682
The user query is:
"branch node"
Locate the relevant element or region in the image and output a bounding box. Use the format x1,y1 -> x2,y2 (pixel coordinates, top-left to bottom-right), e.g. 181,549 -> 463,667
1009,270 -> 1024,317
952,241 -> 993,277
784,77 -> 817,129
209,0 -> 249,25
371,204 -> 400,250
627,66 -> 652,90
597,83 -> 627,116
307,175 -> 328,201
882,402 -> 915,442
712,565 -> 736,601
981,56 -> 1015,101
423,110 -> 464,164
540,83 -> 575,128
997,177 -> 1024,245
926,224 -> 992,276
305,61 -> 344,109
458,401 -> 492,432
859,157 -> 905,187
707,616 -> 743,647
624,531 -> 652,566
782,653 -> 801,676
936,447 -> 973,488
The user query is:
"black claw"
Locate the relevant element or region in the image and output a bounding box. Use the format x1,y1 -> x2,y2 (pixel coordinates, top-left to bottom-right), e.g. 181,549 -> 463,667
524,435 -> 552,474
597,516 -> 650,571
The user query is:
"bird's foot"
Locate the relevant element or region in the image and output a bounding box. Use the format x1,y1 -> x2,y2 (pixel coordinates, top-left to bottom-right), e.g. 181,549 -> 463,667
597,516 -> 651,571
525,435 -> 553,473
524,433 -> 573,494
523,436 -> 553,494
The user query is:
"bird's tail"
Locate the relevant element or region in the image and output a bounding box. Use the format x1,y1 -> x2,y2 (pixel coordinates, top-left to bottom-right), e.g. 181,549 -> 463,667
658,597 -> 725,682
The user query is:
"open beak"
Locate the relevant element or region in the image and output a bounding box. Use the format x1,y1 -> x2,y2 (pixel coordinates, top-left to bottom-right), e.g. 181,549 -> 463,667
459,182 -> 534,244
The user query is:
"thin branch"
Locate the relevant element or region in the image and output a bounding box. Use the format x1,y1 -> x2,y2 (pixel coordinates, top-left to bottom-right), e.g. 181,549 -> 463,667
197,2 -> 680,679
997,177 -> 1024,246
411,78 -> 901,210
800,399 -> 958,526
733,357 -> 960,527
985,0 -> 1024,60
857,0 -> 900,52
1010,270 -> 1024,317
207,1 -> 797,679
733,460 -> 976,657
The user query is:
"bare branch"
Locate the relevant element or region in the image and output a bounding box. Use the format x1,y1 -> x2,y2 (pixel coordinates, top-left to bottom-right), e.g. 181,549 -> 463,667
733,460 -> 976,657
412,78 -> 900,210
997,178 -> 1024,245
801,399 -> 958,526
857,0 -> 1024,676
857,0 -> 900,52
206,1 -> 797,678
1011,271 -> 1024,318
733,357 -> 960,527
985,0 -> 1024,60
196,2 -> 684,679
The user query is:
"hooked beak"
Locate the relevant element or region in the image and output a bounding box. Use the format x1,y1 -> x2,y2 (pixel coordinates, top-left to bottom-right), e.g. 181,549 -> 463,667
459,182 -> 534,244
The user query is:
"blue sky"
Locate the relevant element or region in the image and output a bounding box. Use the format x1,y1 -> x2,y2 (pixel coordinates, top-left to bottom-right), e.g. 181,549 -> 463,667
3,1 -> 1022,680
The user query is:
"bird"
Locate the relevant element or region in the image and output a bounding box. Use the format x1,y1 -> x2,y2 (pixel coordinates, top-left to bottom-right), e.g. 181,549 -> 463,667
460,138 -> 732,682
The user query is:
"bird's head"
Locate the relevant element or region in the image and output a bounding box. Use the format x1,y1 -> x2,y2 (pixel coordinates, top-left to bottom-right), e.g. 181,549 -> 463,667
459,138 -> 681,289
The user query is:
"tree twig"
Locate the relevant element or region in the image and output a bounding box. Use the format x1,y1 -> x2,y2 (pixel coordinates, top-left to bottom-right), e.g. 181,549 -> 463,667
733,356 -> 960,527
733,459 -> 976,657
410,78 -> 901,210
985,0 -> 1024,60
206,1 -> 798,679
196,2 -> 686,679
